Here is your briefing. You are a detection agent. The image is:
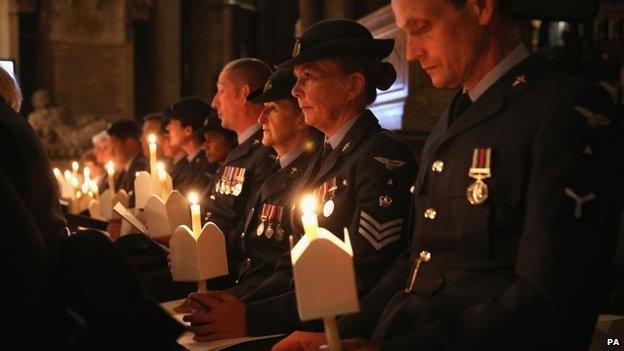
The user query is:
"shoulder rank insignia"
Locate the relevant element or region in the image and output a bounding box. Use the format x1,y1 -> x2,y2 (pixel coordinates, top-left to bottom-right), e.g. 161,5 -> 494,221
290,167 -> 298,175
573,106 -> 611,128
512,75 -> 526,87
374,157 -> 406,170
342,142 -> 351,152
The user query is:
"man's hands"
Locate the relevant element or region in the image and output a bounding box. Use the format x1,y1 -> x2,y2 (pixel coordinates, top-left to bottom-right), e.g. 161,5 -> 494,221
183,291 -> 248,342
106,219 -> 122,240
271,332 -> 379,351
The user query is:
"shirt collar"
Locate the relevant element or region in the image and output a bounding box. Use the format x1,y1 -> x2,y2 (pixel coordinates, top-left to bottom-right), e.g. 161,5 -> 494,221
124,156 -> 135,172
465,43 -> 530,102
237,123 -> 262,145
173,152 -> 186,164
326,116 -> 359,150
278,147 -> 304,169
186,148 -> 203,162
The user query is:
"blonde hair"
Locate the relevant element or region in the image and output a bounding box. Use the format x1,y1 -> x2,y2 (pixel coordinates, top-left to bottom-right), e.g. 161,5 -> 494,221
0,67 -> 22,112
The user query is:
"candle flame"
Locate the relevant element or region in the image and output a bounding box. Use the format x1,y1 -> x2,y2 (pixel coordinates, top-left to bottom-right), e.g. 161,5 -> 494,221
188,192 -> 199,205
64,170 -> 72,180
148,134 -> 157,144
71,161 -> 79,172
53,168 -> 62,177
106,161 -> 115,173
157,161 -> 166,173
301,194 -> 317,215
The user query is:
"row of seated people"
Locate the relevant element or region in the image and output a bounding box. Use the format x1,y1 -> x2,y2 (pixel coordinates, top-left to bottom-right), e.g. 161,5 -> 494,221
3,8 -> 624,351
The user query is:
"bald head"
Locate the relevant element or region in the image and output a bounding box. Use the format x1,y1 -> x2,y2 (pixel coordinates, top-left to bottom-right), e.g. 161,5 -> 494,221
223,58 -> 272,92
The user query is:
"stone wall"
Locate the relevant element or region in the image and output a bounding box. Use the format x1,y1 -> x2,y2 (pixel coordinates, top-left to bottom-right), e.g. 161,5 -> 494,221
38,0 -> 134,122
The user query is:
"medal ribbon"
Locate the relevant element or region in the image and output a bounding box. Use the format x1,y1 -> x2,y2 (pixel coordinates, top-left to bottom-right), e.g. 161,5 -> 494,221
469,148 -> 492,178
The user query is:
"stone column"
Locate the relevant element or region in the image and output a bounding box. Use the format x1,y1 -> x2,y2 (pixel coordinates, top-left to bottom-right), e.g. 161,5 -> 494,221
154,0 -> 181,107
298,0 -> 322,33
0,0 -> 19,60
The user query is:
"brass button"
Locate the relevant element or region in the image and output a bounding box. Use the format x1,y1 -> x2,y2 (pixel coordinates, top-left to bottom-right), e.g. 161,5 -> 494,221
424,208 -> 437,220
431,160 -> 444,173
410,185 -> 416,194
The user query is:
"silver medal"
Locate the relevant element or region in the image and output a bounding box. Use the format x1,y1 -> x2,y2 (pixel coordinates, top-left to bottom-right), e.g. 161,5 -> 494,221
323,199 -> 335,217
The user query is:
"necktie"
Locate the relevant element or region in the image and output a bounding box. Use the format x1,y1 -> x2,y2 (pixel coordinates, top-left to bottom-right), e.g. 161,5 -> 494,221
449,92 -> 473,126
321,142 -> 333,162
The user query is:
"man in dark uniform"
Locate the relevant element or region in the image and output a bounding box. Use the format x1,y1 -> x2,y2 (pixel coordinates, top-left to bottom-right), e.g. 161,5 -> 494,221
204,58 -> 276,270
183,20 -> 417,345
273,1 -> 623,350
165,96 -> 216,195
107,119 -> 150,204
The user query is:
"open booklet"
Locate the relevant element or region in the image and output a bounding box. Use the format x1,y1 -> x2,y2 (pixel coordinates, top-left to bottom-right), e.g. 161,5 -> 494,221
160,299 -> 284,351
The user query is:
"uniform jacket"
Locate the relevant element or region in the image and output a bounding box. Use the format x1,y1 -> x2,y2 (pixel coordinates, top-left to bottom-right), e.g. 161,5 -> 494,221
203,129 -> 276,263
175,151 -> 218,196
245,110 -> 417,335
226,148 -> 316,300
0,99 -> 67,250
171,156 -> 189,188
338,55 -> 623,351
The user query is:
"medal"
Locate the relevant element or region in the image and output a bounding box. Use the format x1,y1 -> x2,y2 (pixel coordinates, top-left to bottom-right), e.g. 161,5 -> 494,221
467,148 -> 492,205
323,199 -> 334,217
275,225 -> 284,242
265,205 -> 277,238
233,168 -> 246,196
256,222 -> 265,236
257,204 -> 269,236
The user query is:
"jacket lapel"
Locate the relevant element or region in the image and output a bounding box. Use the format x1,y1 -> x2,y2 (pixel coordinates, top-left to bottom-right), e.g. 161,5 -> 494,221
224,129 -> 263,165
312,110 -> 380,184
439,54 -> 549,147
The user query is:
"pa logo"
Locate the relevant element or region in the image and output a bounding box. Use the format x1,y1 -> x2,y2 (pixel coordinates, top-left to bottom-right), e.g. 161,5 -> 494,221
607,338 -> 620,346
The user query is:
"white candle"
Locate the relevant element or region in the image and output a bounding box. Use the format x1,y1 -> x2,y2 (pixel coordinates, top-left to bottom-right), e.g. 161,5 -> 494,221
71,161 -> 79,179
188,192 -> 201,236
300,195 -> 318,240
83,166 -> 91,183
157,162 -> 168,201
63,170 -> 72,182
53,168 -> 64,185
106,161 -> 115,193
148,134 -> 157,175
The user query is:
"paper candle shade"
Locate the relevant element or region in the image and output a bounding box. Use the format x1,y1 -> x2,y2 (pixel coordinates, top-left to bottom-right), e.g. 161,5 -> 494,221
111,190 -> 129,220
144,192 -> 190,239
134,171 -> 155,209
169,222 -> 229,282
88,199 -> 104,220
165,191 -> 191,234
291,228 -> 359,321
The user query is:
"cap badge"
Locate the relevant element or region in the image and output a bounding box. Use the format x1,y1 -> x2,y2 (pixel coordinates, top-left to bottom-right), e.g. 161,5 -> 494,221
292,38 -> 302,57
512,75 -> 526,87
263,80 -> 272,94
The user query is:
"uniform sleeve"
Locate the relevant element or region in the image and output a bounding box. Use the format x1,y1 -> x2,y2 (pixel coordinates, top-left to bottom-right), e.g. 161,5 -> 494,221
380,87 -> 622,350
349,136 -> 417,296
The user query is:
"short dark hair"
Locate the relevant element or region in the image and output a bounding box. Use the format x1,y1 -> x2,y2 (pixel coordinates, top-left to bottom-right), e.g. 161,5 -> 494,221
107,120 -> 142,141
142,112 -> 165,133
223,58 -> 272,93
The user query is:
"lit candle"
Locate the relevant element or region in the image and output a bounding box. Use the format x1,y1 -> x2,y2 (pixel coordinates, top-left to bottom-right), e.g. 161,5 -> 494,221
157,162 -> 168,201
63,170 -> 72,182
53,168 -> 64,185
188,192 -> 201,236
83,166 -> 91,183
106,161 -> 115,193
71,161 -> 79,179
300,195 -> 318,240
148,134 -> 158,175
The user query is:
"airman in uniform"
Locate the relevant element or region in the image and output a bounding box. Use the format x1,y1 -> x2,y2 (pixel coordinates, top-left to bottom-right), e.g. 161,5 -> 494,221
273,1 -> 623,350
165,96 -> 216,195
203,58 -> 276,270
